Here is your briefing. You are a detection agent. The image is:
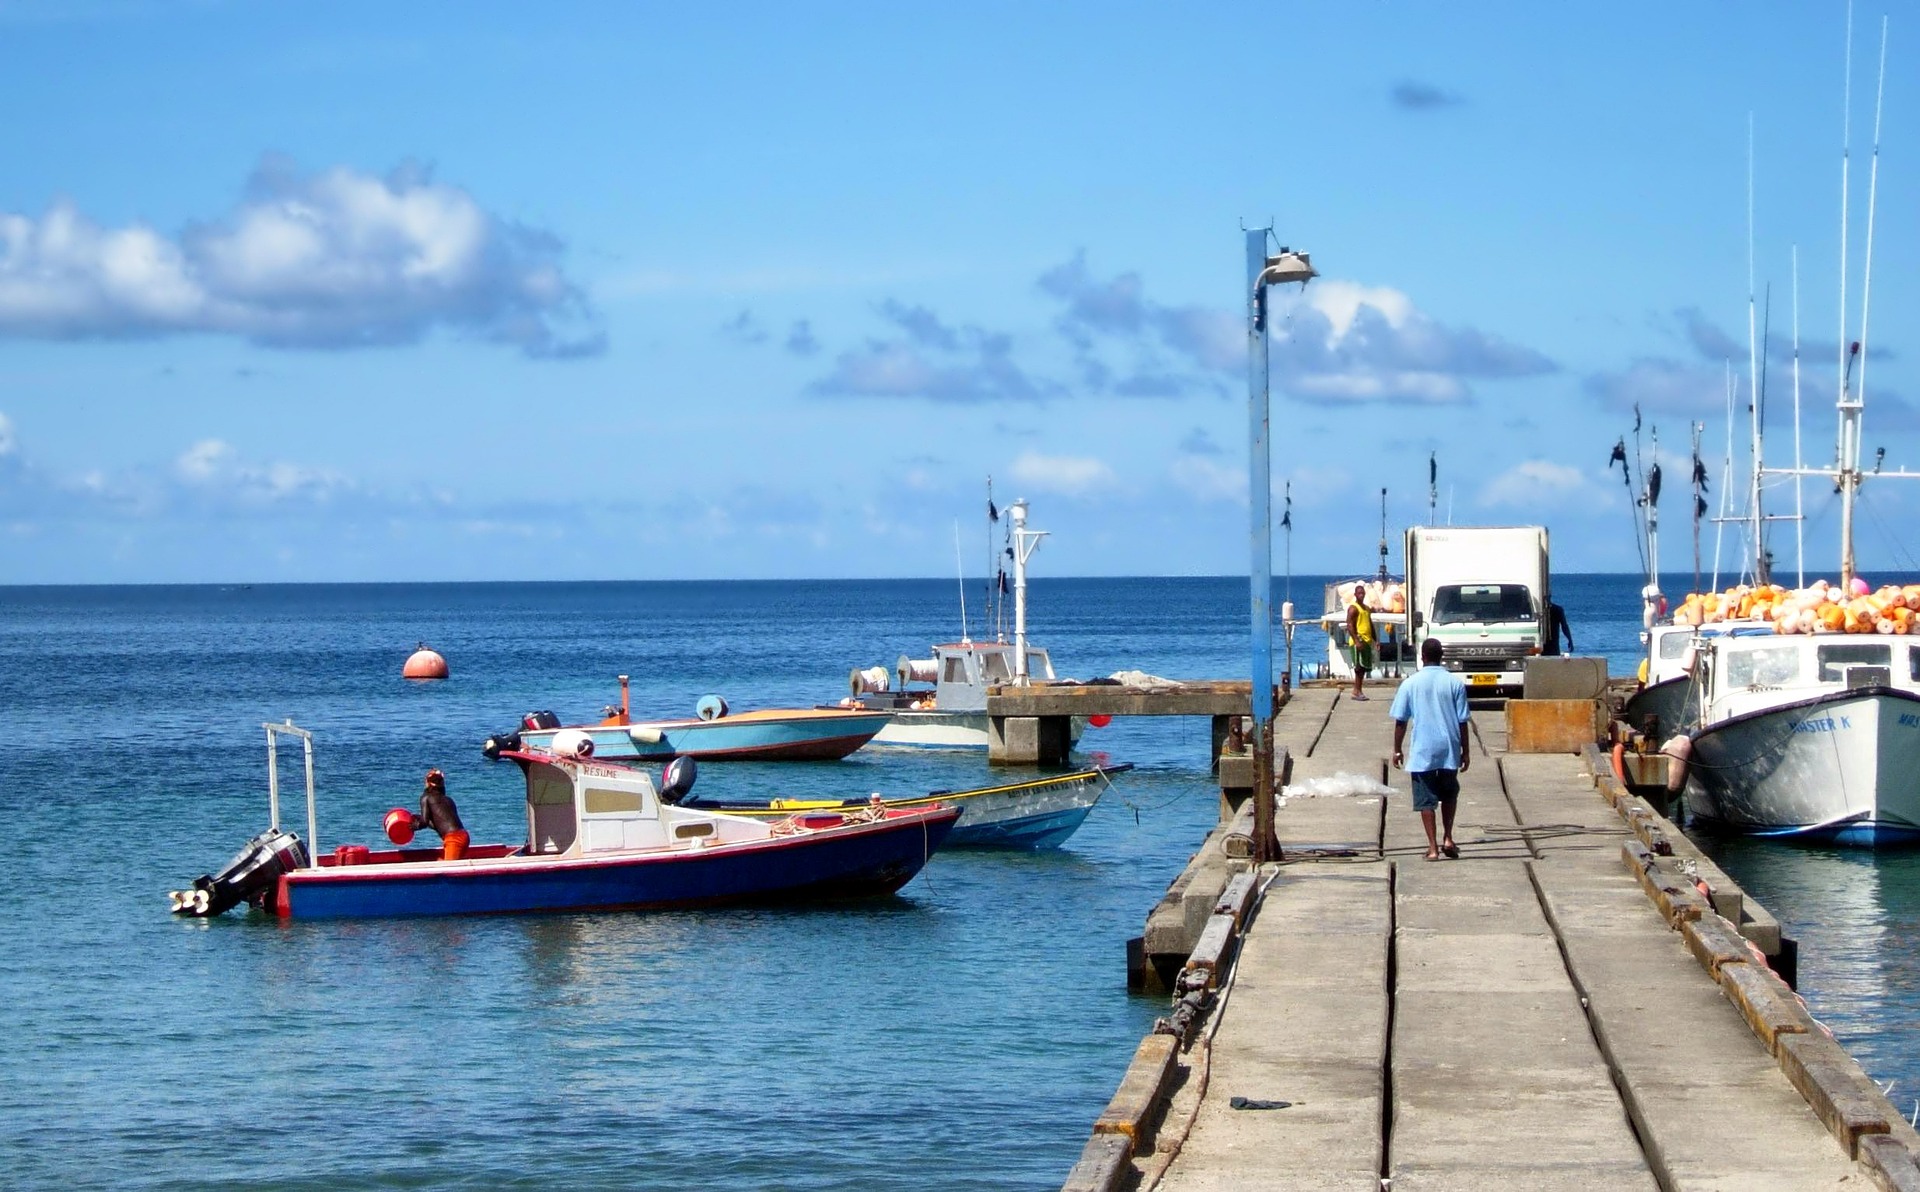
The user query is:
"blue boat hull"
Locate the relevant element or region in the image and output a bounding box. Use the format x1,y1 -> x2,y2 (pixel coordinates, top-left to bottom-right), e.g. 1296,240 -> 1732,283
277,812 -> 955,919
948,802 -> 1096,849
520,710 -> 892,762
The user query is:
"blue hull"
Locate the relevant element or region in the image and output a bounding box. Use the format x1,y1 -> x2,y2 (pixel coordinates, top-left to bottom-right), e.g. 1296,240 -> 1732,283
1704,817 -> 1920,847
279,814 -> 955,919
520,711 -> 891,762
948,803 -> 1095,849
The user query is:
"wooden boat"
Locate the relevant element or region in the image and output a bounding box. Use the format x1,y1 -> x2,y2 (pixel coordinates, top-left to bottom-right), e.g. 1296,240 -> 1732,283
691,763 -> 1130,849
170,721 -> 956,920
484,676 -> 892,762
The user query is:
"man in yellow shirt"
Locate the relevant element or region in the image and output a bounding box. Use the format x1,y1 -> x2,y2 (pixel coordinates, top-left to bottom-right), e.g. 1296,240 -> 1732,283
1345,583 -> 1375,701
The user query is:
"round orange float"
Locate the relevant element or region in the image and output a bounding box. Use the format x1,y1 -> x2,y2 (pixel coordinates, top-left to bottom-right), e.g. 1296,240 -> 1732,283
403,642 -> 449,680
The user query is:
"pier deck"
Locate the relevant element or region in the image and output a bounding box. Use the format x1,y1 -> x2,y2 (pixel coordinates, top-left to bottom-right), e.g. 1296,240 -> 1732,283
1087,688 -> 1920,1190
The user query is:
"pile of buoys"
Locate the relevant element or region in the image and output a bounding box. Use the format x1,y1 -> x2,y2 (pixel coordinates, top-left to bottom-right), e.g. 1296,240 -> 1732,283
1671,576 -> 1920,635
1345,579 -> 1406,614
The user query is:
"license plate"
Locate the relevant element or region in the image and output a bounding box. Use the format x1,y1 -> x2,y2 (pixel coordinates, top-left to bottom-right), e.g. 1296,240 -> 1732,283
1469,673 -> 1499,686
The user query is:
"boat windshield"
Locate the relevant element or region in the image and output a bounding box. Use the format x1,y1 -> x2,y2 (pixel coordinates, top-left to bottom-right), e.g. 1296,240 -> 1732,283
1432,584 -> 1534,626
1816,642 -> 1891,682
1658,633 -> 1691,660
1724,644 -> 1800,688
980,651 -> 1013,683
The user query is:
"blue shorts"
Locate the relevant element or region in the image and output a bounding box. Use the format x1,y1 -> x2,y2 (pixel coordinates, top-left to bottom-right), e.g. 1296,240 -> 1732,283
1410,769 -> 1460,812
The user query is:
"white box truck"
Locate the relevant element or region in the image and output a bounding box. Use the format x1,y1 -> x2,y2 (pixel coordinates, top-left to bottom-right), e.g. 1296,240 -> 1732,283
1404,526 -> 1550,695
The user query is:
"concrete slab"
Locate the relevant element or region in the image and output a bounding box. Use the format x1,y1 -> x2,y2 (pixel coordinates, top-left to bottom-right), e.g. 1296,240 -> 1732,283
1139,677 -> 1873,1192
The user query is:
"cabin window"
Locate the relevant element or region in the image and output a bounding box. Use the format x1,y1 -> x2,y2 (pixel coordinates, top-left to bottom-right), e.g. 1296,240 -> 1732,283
528,769 -> 574,805
943,656 -> 971,683
1658,634 -> 1691,660
1817,643 -> 1891,682
583,787 -> 644,815
1432,584 -> 1534,626
1725,645 -> 1800,688
980,653 -> 1013,682
673,822 -> 714,839
1910,646 -> 1920,681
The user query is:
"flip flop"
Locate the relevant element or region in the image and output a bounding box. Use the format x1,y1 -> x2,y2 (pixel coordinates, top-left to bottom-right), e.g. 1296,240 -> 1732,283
1443,843 -> 1460,859
1425,852 -> 1441,862
1352,694 -> 1370,701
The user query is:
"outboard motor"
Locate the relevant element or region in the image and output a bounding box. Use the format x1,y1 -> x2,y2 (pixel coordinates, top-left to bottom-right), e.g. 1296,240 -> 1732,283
481,729 -> 523,760
659,756 -> 698,805
522,710 -> 562,731
169,828 -> 310,917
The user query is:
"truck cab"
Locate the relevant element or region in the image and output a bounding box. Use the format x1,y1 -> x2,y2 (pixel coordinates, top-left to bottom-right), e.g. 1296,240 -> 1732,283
1406,526 -> 1550,696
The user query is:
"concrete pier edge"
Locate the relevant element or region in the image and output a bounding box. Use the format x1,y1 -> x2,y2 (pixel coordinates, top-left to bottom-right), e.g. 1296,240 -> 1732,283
1064,720 -> 1920,1190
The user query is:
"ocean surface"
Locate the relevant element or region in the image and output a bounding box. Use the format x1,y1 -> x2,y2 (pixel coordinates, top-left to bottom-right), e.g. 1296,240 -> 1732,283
1,573 -> 1915,1188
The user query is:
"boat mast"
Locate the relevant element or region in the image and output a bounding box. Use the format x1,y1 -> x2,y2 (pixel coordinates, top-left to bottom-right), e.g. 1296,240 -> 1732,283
1377,488 -> 1389,583
954,522 -> 971,645
1009,499 -> 1047,684
1746,114 -> 1769,585
1840,18 -> 1887,590
1791,248 -> 1805,587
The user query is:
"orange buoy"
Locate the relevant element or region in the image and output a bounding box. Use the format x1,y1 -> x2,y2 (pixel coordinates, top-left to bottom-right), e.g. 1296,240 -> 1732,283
384,808 -> 416,845
1088,714 -> 1113,728
403,642 -> 449,680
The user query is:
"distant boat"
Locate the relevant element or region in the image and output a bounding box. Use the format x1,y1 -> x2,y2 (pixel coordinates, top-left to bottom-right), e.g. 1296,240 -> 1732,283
483,676 -> 891,762
842,497 -> 1090,751
171,721 -> 956,920
692,763 -> 1131,849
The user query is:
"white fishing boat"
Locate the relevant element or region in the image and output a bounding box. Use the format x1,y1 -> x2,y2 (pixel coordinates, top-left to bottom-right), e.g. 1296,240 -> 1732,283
843,497 -> 1086,751
1680,630 -> 1920,844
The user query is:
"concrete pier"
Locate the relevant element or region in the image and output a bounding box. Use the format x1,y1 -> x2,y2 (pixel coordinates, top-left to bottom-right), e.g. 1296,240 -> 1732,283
1069,688 -> 1920,1191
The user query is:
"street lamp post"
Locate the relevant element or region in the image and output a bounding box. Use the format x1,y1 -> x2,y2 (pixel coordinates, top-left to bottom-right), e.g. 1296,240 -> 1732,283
1246,229 -> 1316,864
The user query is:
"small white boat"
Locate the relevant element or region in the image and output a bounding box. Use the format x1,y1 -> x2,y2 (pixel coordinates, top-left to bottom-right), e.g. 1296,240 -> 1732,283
842,497 -> 1088,751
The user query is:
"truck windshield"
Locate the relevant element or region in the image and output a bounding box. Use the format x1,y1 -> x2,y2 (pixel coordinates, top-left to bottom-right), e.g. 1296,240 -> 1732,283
1433,584 -> 1535,626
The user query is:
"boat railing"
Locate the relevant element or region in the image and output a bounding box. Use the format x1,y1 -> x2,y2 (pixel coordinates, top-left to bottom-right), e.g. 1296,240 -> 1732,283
265,719 -> 317,864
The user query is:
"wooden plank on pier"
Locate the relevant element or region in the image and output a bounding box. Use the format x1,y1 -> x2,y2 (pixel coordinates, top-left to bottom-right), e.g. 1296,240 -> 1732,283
987,680 -> 1251,718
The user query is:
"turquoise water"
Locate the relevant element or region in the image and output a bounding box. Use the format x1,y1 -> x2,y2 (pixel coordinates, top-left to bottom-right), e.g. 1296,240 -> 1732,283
0,574 -> 1913,1187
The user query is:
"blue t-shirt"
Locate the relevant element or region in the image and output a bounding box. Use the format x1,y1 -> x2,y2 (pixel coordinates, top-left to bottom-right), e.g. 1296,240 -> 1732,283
1390,663 -> 1470,772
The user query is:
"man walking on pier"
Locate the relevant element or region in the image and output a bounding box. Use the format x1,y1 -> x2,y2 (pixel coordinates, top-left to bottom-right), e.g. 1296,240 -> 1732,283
1390,637 -> 1471,861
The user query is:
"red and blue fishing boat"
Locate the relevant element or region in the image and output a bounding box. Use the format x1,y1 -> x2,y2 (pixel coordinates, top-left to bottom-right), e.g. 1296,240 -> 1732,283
170,721 -> 956,921
484,675 -> 892,762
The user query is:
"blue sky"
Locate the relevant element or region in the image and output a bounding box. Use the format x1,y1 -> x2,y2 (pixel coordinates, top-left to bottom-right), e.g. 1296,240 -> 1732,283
1,2 -> 1915,584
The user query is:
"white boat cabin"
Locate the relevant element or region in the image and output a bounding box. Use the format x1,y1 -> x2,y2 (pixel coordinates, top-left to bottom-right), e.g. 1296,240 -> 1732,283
901,641 -> 1057,712
519,754 -> 769,856
1695,633 -> 1918,720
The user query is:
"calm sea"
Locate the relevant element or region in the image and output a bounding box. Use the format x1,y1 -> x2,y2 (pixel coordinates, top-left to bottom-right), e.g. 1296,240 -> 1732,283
1,573 -> 1913,1188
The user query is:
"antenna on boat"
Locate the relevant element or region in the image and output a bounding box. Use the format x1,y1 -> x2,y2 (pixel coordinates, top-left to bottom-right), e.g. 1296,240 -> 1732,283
1838,14 -> 1887,590
1008,499 -> 1047,684
1712,362 -> 1734,591
1746,111 -> 1768,585
1792,247 -> 1805,587
954,521 -> 971,645
1377,488 -> 1389,583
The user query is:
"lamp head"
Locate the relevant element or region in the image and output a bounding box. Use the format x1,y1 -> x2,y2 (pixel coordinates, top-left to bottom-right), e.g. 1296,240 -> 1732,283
1258,249 -> 1317,288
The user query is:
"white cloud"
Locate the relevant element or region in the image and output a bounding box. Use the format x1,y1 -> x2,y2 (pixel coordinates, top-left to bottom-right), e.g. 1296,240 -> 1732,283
0,158 -> 600,357
1008,450 -> 1114,496
172,438 -> 355,505
1169,454 -> 1245,503
1477,459 -> 1602,509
